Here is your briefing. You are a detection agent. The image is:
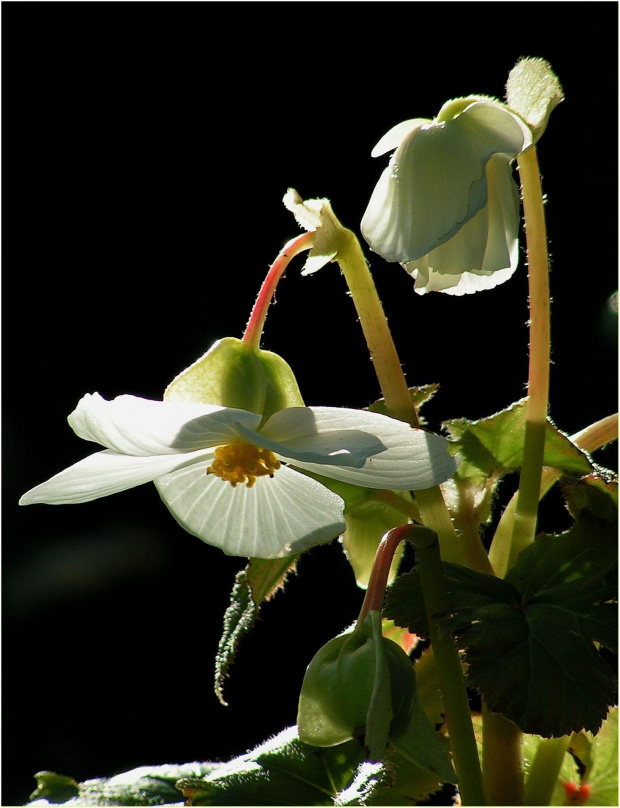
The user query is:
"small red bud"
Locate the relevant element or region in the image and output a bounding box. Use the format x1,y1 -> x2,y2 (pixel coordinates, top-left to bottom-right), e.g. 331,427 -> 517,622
562,780 -> 591,805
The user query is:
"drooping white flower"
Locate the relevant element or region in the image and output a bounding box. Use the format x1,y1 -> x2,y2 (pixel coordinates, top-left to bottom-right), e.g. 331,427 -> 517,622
20,393 -> 457,559
361,97 -> 533,295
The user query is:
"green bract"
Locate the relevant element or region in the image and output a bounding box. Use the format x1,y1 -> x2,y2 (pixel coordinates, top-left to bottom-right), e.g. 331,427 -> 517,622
164,336 -> 304,424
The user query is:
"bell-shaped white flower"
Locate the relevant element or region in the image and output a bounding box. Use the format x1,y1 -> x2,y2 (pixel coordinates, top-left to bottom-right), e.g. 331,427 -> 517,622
20,393 -> 457,559
361,97 -> 533,295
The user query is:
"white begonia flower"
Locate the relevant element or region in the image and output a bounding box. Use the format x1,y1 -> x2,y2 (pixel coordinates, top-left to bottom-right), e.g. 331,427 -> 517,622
361,97 -> 533,295
19,393 -> 457,559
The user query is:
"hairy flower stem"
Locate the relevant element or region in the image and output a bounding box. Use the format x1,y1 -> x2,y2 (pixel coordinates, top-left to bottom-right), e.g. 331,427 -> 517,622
335,230 -> 470,566
483,144 -> 551,808
243,231 -> 315,350
508,145 -> 551,568
489,412 -> 619,577
359,526 -> 486,806
523,736 -> 571,806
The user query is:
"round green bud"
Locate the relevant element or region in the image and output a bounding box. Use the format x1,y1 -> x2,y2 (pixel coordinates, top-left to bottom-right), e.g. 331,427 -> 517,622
297,612 -> 417,755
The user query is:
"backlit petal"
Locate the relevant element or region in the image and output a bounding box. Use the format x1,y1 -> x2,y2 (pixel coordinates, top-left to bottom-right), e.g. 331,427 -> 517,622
155,463 -> 345,558
287,418 -> 458,490
69,393 -> 262,455
405,154 -> 520,295
253,406 -> 390,467
362,101 -> 528,264
19,448 -> 212,505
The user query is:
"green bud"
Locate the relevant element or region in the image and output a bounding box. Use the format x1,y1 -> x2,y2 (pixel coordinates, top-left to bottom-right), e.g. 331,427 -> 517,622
163,337 -> 304,423
506,57 -> 563,142
297,611 -> 417,760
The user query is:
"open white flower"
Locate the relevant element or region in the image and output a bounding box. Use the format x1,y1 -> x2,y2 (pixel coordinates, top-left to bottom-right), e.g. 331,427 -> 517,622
20,393 -> 457,558
361,97 -> 533,295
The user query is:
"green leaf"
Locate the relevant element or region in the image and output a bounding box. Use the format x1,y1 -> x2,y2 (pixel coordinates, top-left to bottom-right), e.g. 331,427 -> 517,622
29,772 -> 80,804
579,707 -> 619,805
28,762 -> 217,806
443,400 -> 594,532
214,556 -> 297,705
177,726 -> 366,806
368,384 -> 439,426
385,488 -> 617,737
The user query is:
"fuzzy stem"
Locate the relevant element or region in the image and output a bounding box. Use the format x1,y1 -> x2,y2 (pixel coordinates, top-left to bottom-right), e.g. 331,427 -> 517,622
410,526 -> 487,806
335,229 -> 469,566
508,145 -> 551,567
489,412 -> 618,577
357,524 -> 411,626
243,231 -> 315,350
482,705 -> 524,805
523,736 -> 571,806
358,525 -> 486,805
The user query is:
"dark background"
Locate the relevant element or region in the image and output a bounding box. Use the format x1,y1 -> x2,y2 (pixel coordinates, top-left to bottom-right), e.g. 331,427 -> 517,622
3,2 -> 618,805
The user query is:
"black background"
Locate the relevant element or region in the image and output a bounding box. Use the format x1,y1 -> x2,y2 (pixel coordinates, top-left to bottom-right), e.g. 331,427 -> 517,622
3,2 -> 618,805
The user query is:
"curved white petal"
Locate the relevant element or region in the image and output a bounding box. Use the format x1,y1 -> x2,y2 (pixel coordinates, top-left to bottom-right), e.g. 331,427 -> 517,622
69,393 -> 262,455
405,155 -> 520,295
250,406 -> 388,468
370,118 -> 429,157
155,463 -> 345,559
19,448 -> 212,505
288,419 -> 458,491
361,101 -> 528,265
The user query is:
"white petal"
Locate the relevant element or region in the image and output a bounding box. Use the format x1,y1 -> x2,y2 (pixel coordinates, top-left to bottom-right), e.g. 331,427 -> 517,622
19,448 -> 212,505
405,155 -> 520,295
69,393 -> 262,455
280,410 -> 458,490
370,118 -> 429,157
155,463 -> 345,558
249,407 -> 387,468
361,101 -> 527,264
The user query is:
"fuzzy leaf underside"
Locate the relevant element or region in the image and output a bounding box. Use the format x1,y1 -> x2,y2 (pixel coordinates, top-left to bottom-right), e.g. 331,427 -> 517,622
178,727 -> 366,805
28,763 -> 217,806
214,556 -> 297,705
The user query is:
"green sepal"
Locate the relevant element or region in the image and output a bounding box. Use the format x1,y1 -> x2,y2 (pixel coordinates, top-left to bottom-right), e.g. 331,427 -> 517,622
164,337 -> 304,423
297,612 -> 416,760
215,556 -> 298,705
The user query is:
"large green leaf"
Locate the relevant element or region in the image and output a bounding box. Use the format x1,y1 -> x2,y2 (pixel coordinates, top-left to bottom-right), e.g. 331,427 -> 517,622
28,762 -> 217,806
178,726 -> 365,805
385,482 -> 617,738
215,556 -> 297,705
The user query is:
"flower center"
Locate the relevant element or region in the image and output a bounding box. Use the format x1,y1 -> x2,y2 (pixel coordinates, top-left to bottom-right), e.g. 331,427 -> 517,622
207,443 -> 281,488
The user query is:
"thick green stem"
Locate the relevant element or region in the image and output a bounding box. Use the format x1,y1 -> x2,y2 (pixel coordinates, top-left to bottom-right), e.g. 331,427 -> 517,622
509,145 -> 551,567
410,527 -> 487,806
335,230 -> 469,566
359,525 -> 486,805
489,412 -> 618,577
482,705 -> 524,805
524,736 -> 571,806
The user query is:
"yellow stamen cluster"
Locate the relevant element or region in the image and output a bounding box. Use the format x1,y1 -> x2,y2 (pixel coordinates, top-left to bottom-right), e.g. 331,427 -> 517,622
207,443 -> 281,488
